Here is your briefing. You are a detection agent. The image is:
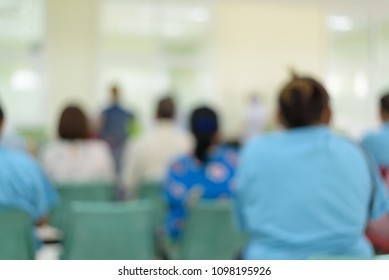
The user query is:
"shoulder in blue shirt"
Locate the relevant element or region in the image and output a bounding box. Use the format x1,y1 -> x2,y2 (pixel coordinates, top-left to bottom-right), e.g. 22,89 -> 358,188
236,125 -> 389,259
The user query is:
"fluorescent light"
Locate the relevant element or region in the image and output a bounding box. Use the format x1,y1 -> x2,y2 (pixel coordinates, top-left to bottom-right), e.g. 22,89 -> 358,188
326,16 -> 354,32
11,69 -> 39,91
354,71 -> 369,99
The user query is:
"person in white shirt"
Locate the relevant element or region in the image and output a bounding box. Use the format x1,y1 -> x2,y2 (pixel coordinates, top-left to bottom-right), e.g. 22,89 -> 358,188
241,94 -> 267,144
121,97 -> 192,196
41,105 -> 115,184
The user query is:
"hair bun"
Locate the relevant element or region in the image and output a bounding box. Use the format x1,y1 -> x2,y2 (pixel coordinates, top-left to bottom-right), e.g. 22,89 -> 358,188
289,67 -> 299,80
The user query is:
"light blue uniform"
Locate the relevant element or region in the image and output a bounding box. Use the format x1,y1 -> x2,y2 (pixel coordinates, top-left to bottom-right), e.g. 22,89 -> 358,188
362,123 -> 389,167
235,125 -> 389,260
0,146 -> 57,224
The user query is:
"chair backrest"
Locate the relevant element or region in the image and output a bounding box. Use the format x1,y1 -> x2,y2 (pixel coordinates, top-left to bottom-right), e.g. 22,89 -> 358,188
62,200 -> 155,260
0,210 -> 35,260
375,254 -> 389,260
138,181 -> 165,228
138,181 -> 161,200
50,182 -> 113,229
179,201 -> 245,260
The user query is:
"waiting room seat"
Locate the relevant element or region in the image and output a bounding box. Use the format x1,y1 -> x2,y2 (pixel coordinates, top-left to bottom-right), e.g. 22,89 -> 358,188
176,201 -> 246,260
0,210 -> 35,260
50,182 -> 114,230
62,200 -> 155,260
138,181 -> 165,228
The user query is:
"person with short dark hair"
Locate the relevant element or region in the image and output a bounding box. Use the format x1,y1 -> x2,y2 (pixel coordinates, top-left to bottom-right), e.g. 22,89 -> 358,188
0,103 -> 57,247
121,97 -> 192,196
163,106 -> 237,241
42,105 -> 114,184
235,75 -> 389,259
58,106 -> 89,140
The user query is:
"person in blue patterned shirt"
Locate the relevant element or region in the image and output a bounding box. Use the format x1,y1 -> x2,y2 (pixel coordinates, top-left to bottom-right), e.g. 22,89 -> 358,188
163,106 -> 237,241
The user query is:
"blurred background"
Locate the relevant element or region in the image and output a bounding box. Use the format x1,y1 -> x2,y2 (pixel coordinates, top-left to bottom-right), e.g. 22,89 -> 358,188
1,0 -> 389,144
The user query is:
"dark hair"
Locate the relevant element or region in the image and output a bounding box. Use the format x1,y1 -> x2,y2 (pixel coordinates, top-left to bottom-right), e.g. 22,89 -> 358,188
279,75 -> 330,128
380,93 -> 389,113
0,104 -> 3,122
58,105 -> 89,140
190,106 -> 219,163
156,97 -> 175,120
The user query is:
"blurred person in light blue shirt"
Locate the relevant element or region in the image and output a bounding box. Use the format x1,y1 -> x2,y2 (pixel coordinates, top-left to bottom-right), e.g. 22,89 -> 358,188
0,104 -> 57,246
164,107 -> 237,241
362,93 -> 389,167
235,75 -> 389,260
361,93 -> 389,253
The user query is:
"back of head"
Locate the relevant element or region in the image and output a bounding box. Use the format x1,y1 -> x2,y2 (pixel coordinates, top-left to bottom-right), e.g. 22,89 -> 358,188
0,104 -> 3,135
190,106 -> 219,164
110,85 -> 120,104
278,75 -> 330,128
58,105 -> 89,140
156,97 -> 175,120
380,93 -> 389,121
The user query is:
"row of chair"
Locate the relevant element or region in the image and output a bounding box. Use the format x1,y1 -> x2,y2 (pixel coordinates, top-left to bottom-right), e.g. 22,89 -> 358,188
0,182 -> 245,259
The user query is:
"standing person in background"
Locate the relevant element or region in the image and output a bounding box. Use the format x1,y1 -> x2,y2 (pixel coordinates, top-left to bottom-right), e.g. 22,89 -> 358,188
99,85 -> 135,174
241,94 -> 267,144
42,105 -> 114,185
0,103 -> 57,247
164,106 -> 237,241
235,75 -> 389,260
121,97 -> 192,197
362,93 -> 389,253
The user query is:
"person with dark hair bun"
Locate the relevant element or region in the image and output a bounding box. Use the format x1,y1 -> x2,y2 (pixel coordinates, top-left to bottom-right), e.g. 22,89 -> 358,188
235,75 -> 389,260
163,106 -> 238,241
42,105 -> 114,184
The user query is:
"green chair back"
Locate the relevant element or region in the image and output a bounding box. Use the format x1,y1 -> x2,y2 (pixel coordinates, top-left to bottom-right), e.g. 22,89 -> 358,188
309,256 -> 371,260
0,210 -> 35,260
62,200 -> 155,260
310,255 -> 389,260
179,201 -> 245,260
50,182 -> 114,229
138,181 -> 165,228
376,254 -> 389,260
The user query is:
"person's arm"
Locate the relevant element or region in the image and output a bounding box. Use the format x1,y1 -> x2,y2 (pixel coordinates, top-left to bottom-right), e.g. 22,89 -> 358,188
163,163 -> 187,209
233,146 -> 252,232
367,156 -> 389,221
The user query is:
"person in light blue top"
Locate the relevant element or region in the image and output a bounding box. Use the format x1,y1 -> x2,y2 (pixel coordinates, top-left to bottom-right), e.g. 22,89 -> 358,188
0,104 -> 57,246
362,93 -> 389,167
235,75 -> 389,260
361,93 -> 389,253
164,107 -> 237,241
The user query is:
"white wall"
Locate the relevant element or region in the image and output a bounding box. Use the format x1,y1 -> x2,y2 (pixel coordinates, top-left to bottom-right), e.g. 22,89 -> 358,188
46,0 -> 99,137
213,0 -> 327,140
43,0 -> 328,140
